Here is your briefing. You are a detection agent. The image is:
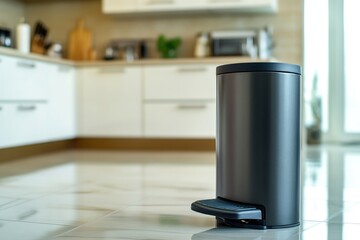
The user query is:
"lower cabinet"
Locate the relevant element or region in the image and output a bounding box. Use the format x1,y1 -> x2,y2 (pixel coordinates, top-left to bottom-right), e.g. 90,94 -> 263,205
0,55 -> 50,101
79,66 -> 142,137
0,104 -> 12,148
48,65 -> 77,140
144,101 -> 216,138
1,53 -> 219,150
0,102 -> 48,148
0,54 -> 76,149
143,64 -> 217,138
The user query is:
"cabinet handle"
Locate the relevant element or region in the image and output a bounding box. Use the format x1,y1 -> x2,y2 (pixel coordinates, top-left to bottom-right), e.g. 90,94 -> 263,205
98,68 -> 125,74
177,67 -> 207,73
58,66 -> 72,72
146,0 -> 174,5
17,62 -> 36,69
17,105 -> 37,111
177,104 -> 207,110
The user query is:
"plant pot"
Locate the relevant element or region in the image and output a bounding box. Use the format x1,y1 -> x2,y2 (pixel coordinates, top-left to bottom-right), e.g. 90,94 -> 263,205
307,125 -> 322,145
161,49 -> 178,58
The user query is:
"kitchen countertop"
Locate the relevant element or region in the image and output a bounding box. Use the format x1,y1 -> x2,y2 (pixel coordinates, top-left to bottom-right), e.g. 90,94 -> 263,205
76,57 -> 267,67
0,46 -> 273,67
0,46 -> 75,66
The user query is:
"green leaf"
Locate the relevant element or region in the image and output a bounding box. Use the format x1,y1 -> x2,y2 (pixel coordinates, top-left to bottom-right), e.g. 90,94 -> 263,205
156,35 -> 182,58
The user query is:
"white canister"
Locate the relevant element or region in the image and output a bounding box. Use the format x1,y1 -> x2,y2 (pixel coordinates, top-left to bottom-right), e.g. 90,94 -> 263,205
16,17 -> 31,54
194,32 -> 210,58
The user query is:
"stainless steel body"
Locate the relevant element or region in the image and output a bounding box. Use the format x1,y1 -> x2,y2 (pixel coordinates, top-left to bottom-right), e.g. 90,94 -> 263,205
216,64 -> 301,228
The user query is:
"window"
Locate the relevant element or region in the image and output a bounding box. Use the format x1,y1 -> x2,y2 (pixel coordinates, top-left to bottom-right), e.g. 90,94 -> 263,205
304,0 -> 360,142
344,0 -> 360,133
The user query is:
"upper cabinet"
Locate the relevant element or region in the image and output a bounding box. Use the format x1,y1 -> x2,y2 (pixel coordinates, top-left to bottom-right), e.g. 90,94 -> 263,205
102,0 -> 278,15
137,0 -> 203,12
205,0 -> 277,12
102,0 -> 137,14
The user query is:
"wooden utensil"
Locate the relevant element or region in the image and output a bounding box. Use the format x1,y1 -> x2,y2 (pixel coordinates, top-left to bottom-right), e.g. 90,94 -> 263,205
67,19 -> 93,61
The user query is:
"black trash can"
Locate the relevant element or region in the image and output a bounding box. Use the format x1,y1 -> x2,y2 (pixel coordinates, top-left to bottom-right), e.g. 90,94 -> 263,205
192,62 -> 301,229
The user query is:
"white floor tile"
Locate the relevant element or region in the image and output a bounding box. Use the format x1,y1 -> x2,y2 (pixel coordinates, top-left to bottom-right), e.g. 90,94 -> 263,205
0,220 -> 73,240
0,146 -> 359,239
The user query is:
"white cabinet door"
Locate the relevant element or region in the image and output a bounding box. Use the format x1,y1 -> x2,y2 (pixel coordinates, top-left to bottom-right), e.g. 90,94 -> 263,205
144,101 -> 216,138
0,102 -> 49,148
144,64 -> 217,100
0,104 -> 13,148
80,66 -> 142,137
137,0 -> 203,12
0,55 -> 49,101
205,0 -> 277,12
144,64 -> 217,138
48,65 -> 77,140
12,102 -> 49,146
102,0 -> 137,13
102,0 -> 277,14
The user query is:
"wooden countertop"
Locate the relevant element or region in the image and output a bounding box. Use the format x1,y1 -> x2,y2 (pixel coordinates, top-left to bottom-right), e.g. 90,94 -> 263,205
0,46 -> 273,67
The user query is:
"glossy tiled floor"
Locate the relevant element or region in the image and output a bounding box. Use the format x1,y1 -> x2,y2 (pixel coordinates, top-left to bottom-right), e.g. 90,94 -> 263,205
0,145 -> 360,239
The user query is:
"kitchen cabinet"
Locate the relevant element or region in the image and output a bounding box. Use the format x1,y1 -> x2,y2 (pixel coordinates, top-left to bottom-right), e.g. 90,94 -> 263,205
48,65 -> 77,141
0,55 -> 49,101
137,0 -> 204,12
205,0 -> 277,12
0,104 -> 12,148
0,54 -> 50,148
102,0 -> 137,14
143,64 -> 217,138
0,53 -> 76,149
145,102 -> 216,138
144,64 -> 216,100
79,66 -> 142,137
0,102 -> 49,148
102,0 -> 277,14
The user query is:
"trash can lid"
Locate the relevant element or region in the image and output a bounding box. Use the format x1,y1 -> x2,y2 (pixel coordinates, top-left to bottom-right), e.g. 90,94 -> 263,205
216,62 -> 301,75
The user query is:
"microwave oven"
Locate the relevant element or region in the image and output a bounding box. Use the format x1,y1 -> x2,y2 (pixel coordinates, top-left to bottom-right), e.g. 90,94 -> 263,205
211,30 -> 257,57
210,29 -> 272,59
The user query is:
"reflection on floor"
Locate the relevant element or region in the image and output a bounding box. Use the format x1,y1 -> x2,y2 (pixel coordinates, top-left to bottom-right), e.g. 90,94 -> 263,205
0,145 -> 359,239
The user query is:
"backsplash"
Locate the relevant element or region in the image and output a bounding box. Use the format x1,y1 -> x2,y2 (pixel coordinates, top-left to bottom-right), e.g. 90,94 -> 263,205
0,0 -> 25,30
0,0 -> 302,64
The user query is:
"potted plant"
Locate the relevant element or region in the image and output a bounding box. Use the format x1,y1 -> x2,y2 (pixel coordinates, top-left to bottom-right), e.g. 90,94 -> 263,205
157,34 -> 182,58
307,73 -> 322,144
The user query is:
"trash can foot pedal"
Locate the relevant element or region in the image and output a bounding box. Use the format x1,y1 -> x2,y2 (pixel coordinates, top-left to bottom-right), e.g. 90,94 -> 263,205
191,198 -> 263,220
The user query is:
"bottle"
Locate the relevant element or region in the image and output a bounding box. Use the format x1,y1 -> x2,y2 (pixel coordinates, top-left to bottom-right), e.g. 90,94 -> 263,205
258,26 -> 273,60
194,32 -> 210,58
16,17 -> 31,54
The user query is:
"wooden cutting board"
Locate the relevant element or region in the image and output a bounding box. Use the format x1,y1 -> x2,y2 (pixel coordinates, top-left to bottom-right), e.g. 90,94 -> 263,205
67,19 -> 92,61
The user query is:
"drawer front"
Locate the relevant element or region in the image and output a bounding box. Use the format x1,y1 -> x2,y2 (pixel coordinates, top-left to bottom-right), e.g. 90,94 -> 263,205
0,102 -> 49,148
144,64 -> 217,100
0,104 -> 13,148
0,55 -> 49,101
80,66 -> 142,137
144,101 -> 216,138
